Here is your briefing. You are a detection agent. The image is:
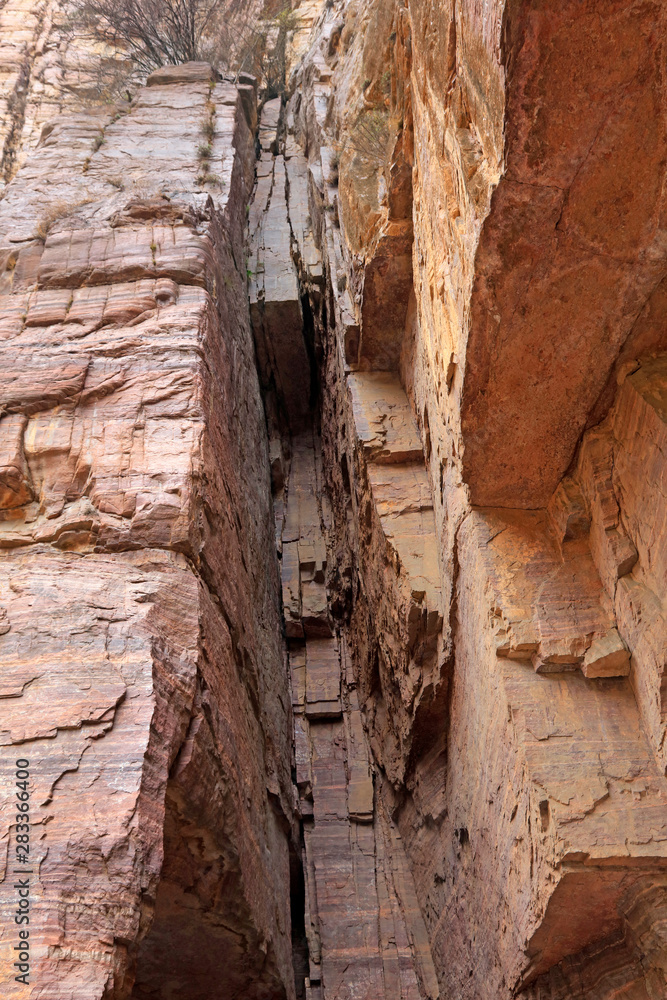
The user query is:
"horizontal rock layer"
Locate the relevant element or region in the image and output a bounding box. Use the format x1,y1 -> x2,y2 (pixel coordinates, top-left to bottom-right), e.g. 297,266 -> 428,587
287,0 -> 667,997
0,67 -> 297,999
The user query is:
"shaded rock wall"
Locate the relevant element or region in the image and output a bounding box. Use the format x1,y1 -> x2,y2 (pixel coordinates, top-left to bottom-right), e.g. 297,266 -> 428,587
248,96 -> 441,999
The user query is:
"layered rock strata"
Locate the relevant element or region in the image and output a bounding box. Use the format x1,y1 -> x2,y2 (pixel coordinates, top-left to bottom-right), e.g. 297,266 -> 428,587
286,1 -> 667,998
2,0 -> 667,997
248,102 -> 439,998
0,64 -> 297,999
0,0 -> 117,189
283,436 -> 440,1000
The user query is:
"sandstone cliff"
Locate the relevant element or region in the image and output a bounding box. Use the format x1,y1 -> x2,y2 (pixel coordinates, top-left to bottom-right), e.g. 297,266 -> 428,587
1,1 -> 667,999
0,54 -> 298,999
282,0 -> 667,996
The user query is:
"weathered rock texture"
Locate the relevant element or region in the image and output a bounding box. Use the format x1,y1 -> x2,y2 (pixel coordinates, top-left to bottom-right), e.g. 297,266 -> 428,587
0,63 -> 298,999
3,0 -> 667,998
283,435 -> 439,1000
0,0 -> 118,189
284,0 -> 667,998
248,101 -> 440,996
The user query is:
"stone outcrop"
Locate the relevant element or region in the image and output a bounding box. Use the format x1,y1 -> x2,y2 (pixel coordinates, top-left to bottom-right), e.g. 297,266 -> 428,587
0,64 -> 297,999
460,2 -> 667,510
283,436 -> 441,1000
285,0 -> 667,998
0,0 -> 116,189
248,103 -> 440,997
3,0 -> 667,999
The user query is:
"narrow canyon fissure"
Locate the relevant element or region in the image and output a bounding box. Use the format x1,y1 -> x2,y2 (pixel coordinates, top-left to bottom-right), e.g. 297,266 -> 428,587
247,91 -> 441,999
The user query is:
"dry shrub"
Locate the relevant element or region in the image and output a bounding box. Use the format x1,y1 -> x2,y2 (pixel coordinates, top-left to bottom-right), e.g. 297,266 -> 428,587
34,198 -> 93,241
348,110 -> 391,164
196,171 -> 223,187
61,0 -> 297,91
62,0 -> 233,74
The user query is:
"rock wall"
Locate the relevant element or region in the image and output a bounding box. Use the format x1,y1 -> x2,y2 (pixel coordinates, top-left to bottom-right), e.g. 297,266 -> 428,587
0,60 -> 297,999
0,0 -> 113,189
248,96 -> 441,999
286,0 -> 667,998
2,0 -> 667,999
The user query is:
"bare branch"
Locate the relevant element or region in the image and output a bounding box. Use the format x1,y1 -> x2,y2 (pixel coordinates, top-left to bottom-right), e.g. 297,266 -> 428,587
63,0 -> 296,93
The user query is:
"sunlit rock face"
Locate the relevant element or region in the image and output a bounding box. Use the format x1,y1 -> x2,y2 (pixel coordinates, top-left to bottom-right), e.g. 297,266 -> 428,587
2,1 -> 667,999
286,0 -> 667,997
0,61 -> 297,1000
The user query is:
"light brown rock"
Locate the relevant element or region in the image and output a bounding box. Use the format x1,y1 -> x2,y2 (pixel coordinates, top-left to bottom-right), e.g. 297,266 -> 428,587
146,61 -> 216,86
583,629 -> 631,679
289,1 -> 667,997
0,69 -> 297,1000
4,0 -> 667,997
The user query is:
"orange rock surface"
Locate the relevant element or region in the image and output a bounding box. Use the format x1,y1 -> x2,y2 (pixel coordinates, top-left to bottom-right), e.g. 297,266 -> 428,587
0,66 -> 297,1000
2,0 -> 667,998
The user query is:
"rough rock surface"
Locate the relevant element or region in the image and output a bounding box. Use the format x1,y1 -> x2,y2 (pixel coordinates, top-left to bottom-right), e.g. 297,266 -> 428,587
283,436 -> 440,1000
249,109 -> 439,997
286,0 -> 667,998
0,0 -> 117,190
0,65 -> 297,999
3,0 -> 667,999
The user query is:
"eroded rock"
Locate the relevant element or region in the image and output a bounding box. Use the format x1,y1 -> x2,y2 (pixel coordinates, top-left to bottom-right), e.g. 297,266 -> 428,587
0,69 -> 296,1000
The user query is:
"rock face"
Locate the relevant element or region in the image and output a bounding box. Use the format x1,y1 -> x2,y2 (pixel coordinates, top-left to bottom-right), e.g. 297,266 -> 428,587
283,0 -> 667,998
248,100 -> 440,998
2,1 -> 667,999
0,64 -> 297,1000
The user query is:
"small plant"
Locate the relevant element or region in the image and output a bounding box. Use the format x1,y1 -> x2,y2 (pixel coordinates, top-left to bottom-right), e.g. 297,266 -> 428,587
328,149 -> 340,186
82,156 -> 91,173
275,6 -> 299,31
92,131 -> 105,151
200,118 -> 215,142
197,141 -> 212,160
34,198 -> 92,242
196,171 -> 222,187
252,2 -> 301,98
348,109 -> 391,164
